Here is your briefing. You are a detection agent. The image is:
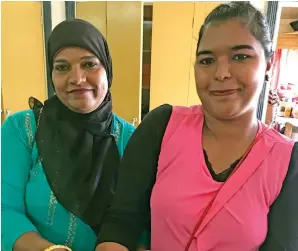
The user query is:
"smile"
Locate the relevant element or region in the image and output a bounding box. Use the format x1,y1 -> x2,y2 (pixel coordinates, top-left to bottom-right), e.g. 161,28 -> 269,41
68,89 -> 93,95
209,89 -> 239,97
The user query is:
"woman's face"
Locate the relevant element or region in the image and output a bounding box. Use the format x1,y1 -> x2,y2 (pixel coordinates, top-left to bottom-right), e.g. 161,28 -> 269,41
52,47 -> 108,113
195,19 -> 271,120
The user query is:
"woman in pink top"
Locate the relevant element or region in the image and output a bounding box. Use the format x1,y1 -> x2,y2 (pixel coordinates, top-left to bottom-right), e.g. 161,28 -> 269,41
96,2 -> 298,251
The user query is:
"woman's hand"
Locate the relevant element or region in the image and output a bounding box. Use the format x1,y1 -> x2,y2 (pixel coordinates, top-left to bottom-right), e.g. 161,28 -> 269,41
13,232 -> 70,251
94,243 -> 150,251
95,243 -> 128,251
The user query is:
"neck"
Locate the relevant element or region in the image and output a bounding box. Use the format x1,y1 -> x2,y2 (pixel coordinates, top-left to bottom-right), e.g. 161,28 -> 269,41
203,109 -> 259,142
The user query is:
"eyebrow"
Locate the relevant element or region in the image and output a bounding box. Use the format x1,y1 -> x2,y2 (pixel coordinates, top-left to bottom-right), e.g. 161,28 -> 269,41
196,44 -> 255,56
231,44 -> 255,51
53,55 -> 97,63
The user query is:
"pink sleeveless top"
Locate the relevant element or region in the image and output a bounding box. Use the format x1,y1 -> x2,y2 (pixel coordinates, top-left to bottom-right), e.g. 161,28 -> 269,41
150,106 -> 294,251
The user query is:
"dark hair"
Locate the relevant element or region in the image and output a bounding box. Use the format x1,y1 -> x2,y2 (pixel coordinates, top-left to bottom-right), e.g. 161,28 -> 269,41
197,2 -> 273,59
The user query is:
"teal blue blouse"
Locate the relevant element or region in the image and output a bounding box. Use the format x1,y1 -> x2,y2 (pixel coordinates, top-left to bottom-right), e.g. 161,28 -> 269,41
1,110 -> 135,251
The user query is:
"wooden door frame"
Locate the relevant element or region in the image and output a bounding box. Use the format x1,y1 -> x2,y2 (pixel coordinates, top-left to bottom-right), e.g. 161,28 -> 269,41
259,1 -> 298,122
65,1 -> 75,20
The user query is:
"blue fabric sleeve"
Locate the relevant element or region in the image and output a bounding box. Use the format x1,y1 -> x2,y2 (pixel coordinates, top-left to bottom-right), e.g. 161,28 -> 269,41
1,112 -> 39,251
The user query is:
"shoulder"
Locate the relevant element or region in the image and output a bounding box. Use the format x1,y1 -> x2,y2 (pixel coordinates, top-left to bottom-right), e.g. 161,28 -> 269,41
127,104 -> 173,145
287,142 -> 298,185
113,114 -> 135,134
1,109 -> 36,150
117,104 -> 173,145
262,125 -> 295,152
273,142 -> 298,218
263,125 -> 292,143
288,142 -> 298,172
113,104 -> 173,133
276,141 -> 298,196
141,104 -> 173,125
261,142 -> 298,250
3,109 -> 34,123
261,126 -> 295,176
161,105 -> 204,128
2,109 -> 35,133
172,105 -> 203,116
112,114 -> 135,151
112,114 -> 135,154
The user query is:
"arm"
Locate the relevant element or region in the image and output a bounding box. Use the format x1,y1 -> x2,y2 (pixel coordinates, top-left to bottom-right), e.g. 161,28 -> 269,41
1,114 -> 57,251
96,105 -> 173,251
260,142 -> 298,251
122,121 -> 151,250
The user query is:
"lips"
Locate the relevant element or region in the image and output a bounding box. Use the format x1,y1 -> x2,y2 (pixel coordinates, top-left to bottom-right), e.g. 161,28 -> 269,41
210,89 -> 239,96
69,89 -> 92,95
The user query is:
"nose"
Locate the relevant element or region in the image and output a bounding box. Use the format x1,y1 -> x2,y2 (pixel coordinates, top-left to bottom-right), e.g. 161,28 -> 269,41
213,60 -> 232,81
68,65 -> 86,85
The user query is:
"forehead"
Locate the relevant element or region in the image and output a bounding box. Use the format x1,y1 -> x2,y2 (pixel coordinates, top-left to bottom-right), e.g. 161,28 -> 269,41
198,19 -> 264,53
54,46 -> 95,60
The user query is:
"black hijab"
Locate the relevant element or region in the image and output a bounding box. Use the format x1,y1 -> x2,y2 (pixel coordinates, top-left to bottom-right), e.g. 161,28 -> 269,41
32,19 -> 120,233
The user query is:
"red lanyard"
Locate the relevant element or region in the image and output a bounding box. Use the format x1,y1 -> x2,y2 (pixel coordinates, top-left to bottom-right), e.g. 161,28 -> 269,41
184,125 -> 268,251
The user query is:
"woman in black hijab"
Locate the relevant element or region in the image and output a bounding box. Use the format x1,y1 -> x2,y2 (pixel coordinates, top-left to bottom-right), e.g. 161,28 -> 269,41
2,19 -> 144,251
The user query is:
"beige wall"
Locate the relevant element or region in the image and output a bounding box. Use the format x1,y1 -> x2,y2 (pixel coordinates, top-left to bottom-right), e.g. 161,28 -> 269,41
51,1 -> 66,29
1,1 -> 47,118
150,2 -> 194,110
76,2 -> 107,37
1,1 -> 66,121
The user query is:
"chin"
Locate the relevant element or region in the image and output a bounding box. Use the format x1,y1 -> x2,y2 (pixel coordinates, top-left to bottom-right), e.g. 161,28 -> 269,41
69,105 -> 95,114
69,100 -> 97,114
204,103 -> 243,120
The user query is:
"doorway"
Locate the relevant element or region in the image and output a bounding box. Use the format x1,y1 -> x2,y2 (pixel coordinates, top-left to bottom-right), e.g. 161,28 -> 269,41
265,2 -> 298,140
141,4 -> 153,120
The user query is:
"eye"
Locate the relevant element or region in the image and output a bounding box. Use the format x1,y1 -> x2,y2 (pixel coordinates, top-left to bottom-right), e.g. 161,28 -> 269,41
54,64 -> 69,72
83,61 -> 98,69
233,54 -> 251,61
198,58 -> 215,65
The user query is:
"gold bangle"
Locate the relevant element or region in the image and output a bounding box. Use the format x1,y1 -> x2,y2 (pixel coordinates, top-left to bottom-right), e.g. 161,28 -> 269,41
44,245 -> 72,251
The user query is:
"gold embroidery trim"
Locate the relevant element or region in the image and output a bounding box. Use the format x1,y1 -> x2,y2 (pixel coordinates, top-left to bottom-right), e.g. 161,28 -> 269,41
25,112 -> 33,148
114,119 -> 121,145
25,112 -> 39,181
47,191 -> 58,226
65,213 -> 77,248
